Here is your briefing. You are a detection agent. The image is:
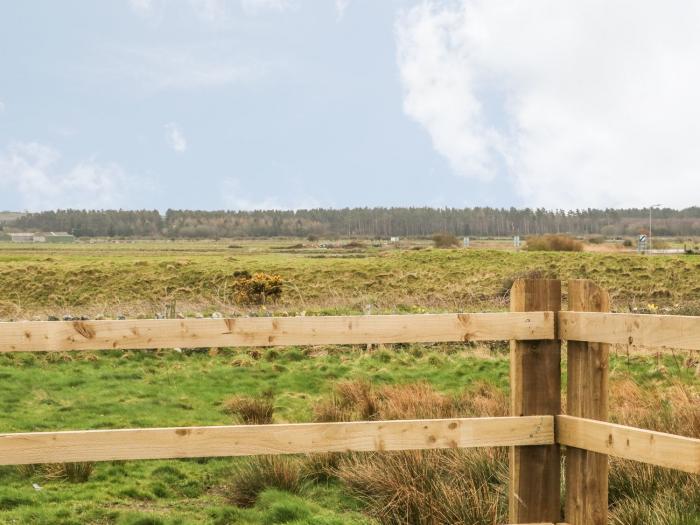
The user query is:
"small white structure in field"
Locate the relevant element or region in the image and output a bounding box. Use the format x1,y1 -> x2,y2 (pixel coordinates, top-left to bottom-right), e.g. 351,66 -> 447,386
514,235 -> 521,250
390,236 -> 400,243
463,237 -> 470,247
9,233 -> 34,243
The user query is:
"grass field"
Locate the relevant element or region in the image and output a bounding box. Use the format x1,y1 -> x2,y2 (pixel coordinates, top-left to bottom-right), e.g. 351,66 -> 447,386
2,239 -> 700,318
0,240 -> 698,524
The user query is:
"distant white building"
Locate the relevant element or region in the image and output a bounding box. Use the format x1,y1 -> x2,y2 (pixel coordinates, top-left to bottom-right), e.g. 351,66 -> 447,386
390,236 -> 400,242
8,232 -> 75,243
9,233 -> 34,243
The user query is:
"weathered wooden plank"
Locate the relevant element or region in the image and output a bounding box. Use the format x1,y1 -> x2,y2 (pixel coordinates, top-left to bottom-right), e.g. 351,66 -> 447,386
509,279 -> 562,523
0,416 -> 553,465
557,415 -> 700,474
0,312 -> 554,353
560,311 -> 700,351
565,280 -> 609,525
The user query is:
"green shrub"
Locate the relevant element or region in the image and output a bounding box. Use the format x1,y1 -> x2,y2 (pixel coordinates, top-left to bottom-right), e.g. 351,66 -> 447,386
232,271 -> 283,305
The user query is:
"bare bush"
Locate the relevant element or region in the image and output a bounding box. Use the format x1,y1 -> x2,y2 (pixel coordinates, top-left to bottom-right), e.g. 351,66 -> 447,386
432,233 -> 461,248
525,234 -> 583,252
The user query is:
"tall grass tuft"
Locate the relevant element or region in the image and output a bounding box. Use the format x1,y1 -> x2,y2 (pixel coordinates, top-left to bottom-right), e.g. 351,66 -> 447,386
225,456 -> 303,507
312,381 -> 510,524
337,449 -> 507,525
18,462 -> 95,483
313,379 -> 378,422
223,394 -> 275,425
220,378 -> 698,523
606,378 -> 700,523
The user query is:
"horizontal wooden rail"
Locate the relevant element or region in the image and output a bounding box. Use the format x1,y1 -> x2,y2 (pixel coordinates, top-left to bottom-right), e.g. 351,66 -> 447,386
0,416 -> 553,465
0,312 -> 554,353
559,311 -> 700,351
556,415 -> 700,474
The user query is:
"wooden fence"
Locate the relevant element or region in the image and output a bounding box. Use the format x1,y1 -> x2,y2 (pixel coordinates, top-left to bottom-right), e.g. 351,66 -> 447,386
0,278 -> 698,524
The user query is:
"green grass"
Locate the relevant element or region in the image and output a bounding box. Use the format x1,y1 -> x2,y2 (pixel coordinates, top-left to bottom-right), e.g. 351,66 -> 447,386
0,344 -> 507,524
2,241 -> 700,318
0,343 -> 695,524
0,240 -> 698,523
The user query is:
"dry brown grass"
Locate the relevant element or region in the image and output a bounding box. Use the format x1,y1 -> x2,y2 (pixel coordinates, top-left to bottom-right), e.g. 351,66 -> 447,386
313,380 -> 506,424
222,394 -> 275,425
307,378 -> 699,525
605,378 -> 700,523
456,382 -> 509,418
432,233 -> 461,248
17,462 -> 94,483
337,449 -> 507,525
309,381 -> 511,524
608,378 -> 698,438
313,379 -> 378,422
525,234 -> 583,252
224,455 -> 304,507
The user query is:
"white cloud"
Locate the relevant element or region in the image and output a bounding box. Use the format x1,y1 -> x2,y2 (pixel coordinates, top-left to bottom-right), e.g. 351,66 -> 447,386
128,0 -> 155,16
0,100 -> 5,113
240,0 -> 295,15
396,1 -> 700,208
0,142 -> 137,210
335,0 -> 351,20
189,0 -> 227,23
164,123 -> 187,153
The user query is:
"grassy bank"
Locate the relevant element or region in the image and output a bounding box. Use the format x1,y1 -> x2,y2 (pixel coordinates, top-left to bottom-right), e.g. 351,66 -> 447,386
2,241 -> 700,318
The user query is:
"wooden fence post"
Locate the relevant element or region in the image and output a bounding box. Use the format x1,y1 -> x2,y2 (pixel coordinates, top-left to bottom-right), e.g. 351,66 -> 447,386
565,279 -> 610,525
509,278 -> 562,523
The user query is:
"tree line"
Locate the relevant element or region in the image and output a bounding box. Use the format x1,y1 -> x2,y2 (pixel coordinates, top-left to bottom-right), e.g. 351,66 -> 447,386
7,207 -> 700,238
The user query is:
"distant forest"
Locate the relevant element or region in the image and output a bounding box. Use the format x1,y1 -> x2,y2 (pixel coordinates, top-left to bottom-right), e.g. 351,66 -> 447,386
6,207 -> 700,238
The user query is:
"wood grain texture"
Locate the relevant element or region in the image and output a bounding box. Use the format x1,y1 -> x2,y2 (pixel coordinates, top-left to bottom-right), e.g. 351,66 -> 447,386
557,415 -> 700,474
0,416 -> 553,465
565,280 -> 610,525
509,279 -> 562,524
0,312 -> 554,353
560,311 -> 700,351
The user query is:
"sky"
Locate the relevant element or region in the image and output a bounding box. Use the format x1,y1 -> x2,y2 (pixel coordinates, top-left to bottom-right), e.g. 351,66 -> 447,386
1,0 -> 700,212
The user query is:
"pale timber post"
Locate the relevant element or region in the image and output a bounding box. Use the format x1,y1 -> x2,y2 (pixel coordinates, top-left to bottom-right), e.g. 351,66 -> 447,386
509,278 -> 562,522
565,279 -> 610,525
